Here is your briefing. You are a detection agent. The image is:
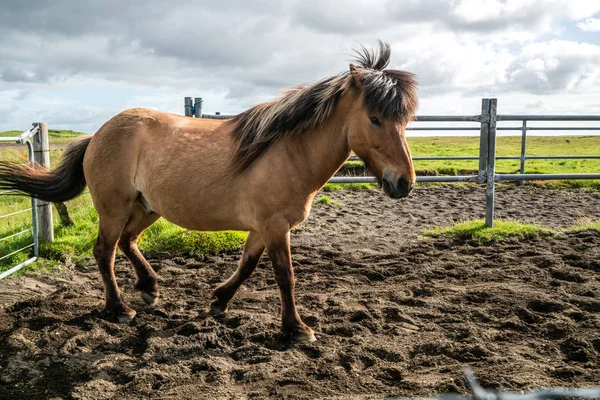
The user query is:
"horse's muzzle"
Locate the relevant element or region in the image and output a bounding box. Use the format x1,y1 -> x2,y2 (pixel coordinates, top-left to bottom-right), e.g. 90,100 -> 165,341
383,176 -> 413,199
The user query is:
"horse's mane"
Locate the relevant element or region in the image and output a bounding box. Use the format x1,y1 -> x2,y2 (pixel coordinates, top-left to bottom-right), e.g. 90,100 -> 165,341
230,40 -> 418,173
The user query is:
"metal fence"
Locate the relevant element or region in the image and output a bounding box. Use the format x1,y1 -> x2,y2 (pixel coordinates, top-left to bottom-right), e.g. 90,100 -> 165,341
0,126 -> 40,279
188,97 -> 600,227
388,368 -> 600,400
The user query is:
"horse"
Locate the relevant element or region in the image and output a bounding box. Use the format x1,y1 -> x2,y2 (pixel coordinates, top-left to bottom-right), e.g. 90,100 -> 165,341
0,41 -> 417,342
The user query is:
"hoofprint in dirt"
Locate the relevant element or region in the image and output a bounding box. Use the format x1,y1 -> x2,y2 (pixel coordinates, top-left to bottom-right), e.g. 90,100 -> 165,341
0,185 -> 599,400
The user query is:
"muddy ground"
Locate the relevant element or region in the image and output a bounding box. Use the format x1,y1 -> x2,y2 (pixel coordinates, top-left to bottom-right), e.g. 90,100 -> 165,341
0,185 -> 599,399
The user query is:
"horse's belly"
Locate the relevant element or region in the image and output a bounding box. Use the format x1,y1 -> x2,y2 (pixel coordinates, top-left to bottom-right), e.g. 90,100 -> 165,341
147,194 -> 252,232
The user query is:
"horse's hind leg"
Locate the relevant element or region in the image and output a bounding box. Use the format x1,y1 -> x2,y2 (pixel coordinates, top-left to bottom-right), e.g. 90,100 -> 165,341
210,231 -> 264,315
93,199 -> 136,323
118,202 -> 161,306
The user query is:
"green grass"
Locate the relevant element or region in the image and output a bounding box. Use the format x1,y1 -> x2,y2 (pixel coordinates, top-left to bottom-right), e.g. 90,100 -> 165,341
424,219 -> 556,244
316,196 -> 340,206
317,196 -> 331,204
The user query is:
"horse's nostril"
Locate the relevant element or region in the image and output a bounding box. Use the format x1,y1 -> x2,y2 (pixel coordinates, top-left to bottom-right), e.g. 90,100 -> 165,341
397,177 -> 412,194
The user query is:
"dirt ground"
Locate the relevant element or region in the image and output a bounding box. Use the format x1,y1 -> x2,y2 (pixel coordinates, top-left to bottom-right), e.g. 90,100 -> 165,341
0,185 -> 599,400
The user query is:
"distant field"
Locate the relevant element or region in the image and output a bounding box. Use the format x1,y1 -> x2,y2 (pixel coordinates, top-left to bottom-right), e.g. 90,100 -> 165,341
0,129 -> 88,144
407,135 -> 600,176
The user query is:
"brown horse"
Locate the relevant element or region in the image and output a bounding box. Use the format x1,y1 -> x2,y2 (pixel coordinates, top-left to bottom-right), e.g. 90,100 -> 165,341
0,41 -> 417,342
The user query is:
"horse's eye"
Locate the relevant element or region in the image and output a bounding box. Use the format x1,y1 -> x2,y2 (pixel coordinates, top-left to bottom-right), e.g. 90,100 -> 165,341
370,117 -> 381,127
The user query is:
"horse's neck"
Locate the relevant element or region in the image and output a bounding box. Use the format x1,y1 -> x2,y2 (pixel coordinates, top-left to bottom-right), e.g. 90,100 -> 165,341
293,107 -> 352,192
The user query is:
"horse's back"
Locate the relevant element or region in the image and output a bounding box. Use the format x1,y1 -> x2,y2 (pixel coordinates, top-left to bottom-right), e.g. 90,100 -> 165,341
82,108 -> 249,229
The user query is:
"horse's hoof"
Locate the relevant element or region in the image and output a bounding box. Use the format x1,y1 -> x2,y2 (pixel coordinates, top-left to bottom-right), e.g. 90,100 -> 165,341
294,330 -> 317,343
209,300 -> 228,316
287,325 -> 316,342
141,292 -> 159,306
117,309 -> 136,324
104,303 -> 136,324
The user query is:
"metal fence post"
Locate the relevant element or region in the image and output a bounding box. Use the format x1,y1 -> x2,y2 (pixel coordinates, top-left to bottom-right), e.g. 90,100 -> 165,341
194,97 -> 203,118
519,120 -> 527,186
485,99 -> 498,228
32,122 -> 53,242
478,99 -> 490,183
184,97 -> 193,117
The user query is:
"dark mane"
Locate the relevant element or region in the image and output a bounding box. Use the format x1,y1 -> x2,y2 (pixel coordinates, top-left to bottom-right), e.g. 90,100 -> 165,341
230,40 -> 418,173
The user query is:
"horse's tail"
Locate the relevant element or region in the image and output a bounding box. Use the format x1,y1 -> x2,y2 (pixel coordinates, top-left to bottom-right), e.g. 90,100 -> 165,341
0,136 -> 92,203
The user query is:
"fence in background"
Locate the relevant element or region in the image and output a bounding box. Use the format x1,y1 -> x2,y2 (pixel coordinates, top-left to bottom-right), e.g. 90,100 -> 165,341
0,123 -> 54,279
0,125 -> 39,278
186,97 -> 600,228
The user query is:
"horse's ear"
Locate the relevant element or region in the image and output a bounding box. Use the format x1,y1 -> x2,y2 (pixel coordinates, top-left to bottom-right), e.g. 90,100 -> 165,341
349,64 -> 363,89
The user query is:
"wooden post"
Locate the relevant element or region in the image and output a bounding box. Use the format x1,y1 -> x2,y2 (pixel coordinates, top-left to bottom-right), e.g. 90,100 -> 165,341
32,122 -> 54,242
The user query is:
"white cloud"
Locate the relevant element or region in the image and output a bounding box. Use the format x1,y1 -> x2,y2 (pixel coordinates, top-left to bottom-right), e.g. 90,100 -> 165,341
504,40 -> 600,94
577,17 -> 600,32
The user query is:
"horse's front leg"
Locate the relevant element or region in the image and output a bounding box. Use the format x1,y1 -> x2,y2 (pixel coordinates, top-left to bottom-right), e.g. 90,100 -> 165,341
210,231 -> 265,314
264,227 -> 315,342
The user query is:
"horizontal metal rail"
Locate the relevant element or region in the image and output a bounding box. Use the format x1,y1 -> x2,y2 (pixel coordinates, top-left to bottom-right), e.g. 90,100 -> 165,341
0,243 -> 35,262
198,113 -> 599,122
329,175 -> 481,184
520,155 -> 600,159
0,126 -> 40,144
348,155 -> 600,162
498,115 -> 600,121
199,114 -> 488,122
386,126 -> 600,132
407,127 -> 480,131
412,156 -> 477,160
0,257 -> 37,280
415,115 -> 482,122
0,228 -> 32,243
0,208 -> 33,220
348,156 -> 481,161
518,127 -> 600,130
496,173 -> 600,181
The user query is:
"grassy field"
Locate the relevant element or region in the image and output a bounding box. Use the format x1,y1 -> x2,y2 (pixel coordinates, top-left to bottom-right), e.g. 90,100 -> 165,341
1,134 -> 599,274
408,135 -> 600,178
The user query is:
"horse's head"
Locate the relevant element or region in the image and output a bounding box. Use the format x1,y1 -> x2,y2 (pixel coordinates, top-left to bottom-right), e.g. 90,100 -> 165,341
345,52 -> 418,199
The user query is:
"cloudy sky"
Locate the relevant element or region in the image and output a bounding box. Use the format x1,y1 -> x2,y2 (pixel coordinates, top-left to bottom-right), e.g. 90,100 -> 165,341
1,0 -> 600,133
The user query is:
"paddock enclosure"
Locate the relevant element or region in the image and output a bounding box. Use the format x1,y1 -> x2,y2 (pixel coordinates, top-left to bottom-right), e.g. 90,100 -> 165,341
1,185 -> 599,399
